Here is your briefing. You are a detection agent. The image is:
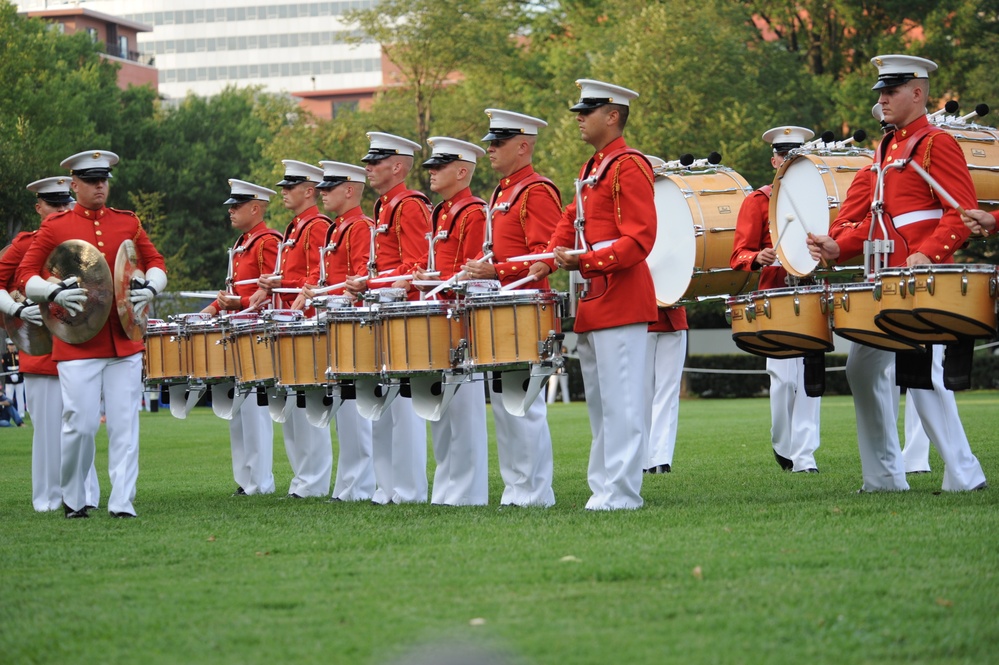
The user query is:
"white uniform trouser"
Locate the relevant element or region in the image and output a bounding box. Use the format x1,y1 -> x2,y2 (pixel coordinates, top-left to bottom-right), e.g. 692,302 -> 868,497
27,374 -> 99,511
59,354 -> 142,515
8,381 -> 27,416
902,389 -> 932,473
430,376 -> 488,506
767,356 -> 821,471
577,324 -> 648,510
644,330 -> 686,469
229,397 -> 275,495
371,396 -> 428,504
547,373 -> 570,404
331,399 -> 375,501
907,346 -> 986,490
281,405 -> 332,497
491,381 -> 554,507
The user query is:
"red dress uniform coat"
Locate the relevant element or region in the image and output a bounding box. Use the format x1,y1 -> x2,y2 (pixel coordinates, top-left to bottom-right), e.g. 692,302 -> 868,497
275,205 -> 330,308
483,166 -> 561,289
420,188 -> 486,281
730,186 -> 787,290
649,306 -> 688,333
17,205 -> 166,362
372,182 -> 431,275
546,137 -> 658,333
322,206 -> 374,290
211,222 -> 280,312
830,115 -> 974,266
0,232 -> 55,376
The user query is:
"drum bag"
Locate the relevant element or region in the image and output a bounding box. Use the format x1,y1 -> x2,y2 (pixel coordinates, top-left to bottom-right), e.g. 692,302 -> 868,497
803,353 -> 825,397
943,338 -> 975,392
492,374 -> 503,394
895,349 -> 933,390
399,377 -> 411,399
339,380 -> 356,401
256,387 -> 268,407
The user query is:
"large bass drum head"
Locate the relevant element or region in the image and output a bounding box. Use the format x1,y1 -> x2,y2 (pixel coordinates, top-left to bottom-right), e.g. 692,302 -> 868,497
647,175 -> 696,306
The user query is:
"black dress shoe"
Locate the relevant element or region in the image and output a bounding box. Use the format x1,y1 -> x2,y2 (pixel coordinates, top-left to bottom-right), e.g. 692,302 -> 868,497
85,505 -> 98,511
906,470 -> 931,475
110,512 -> 136,518
281,493 -> 304,500
232,487 -> 247,497
972,481 -> 988,491
63,503 -> 89,519
773,449 -> 794,471
658,464 -> 671,474
794,468 -> 819,474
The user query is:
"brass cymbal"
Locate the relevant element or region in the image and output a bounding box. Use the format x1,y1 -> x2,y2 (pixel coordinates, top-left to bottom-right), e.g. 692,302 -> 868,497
40,239 -> 113,344
0,245 -> 53,355
114,239 -> 146,341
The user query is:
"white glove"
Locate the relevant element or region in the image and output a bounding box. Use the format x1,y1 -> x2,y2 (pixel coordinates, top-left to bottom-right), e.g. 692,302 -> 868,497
19,304 -> 43,326
0,290 -> 19,317
25,275 -> 87,316
128,267 -> 166,318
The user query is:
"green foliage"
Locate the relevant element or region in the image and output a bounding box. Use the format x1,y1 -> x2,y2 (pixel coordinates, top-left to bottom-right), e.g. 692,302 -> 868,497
0,1 -> 121,243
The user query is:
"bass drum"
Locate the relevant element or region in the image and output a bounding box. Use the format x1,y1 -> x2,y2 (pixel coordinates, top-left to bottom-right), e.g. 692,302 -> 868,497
770,152 -> 873,277
935,123 -> 999,212
647,167 -> 754,305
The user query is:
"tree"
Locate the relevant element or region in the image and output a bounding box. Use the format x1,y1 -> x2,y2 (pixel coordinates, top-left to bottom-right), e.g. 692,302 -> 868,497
0,1 -> 122,243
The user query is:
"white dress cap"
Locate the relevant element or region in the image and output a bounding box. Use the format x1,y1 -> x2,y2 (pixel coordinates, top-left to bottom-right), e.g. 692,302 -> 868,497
60,150 -> 119,179
317,161 -> 367,189
870,54 -> 938,90
481,109 -> 548,141
570,79 -> 639,112
225,179 -> 276,205
761,126 -> 815,152
276,159 -> 324,186
26,176 -> 74,204
362,132 -> 422,163
422,137 -> 486,168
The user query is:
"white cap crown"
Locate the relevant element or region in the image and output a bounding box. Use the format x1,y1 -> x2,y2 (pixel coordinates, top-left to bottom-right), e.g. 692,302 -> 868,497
317,161 -> 367,189
362,132 -> 422,162
871,54 -> 937,90
570,79 -> 639,112
761,126 -> 815,152
60,150 -> 119,178
482,109 -> 548,141
277,159 -> 324,186
423,137 -> 486,167
225,179 -> 275,205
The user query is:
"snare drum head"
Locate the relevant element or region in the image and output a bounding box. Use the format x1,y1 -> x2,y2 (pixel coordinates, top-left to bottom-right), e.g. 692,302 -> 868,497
647,175 -> 697,306
771,153 -> 872,277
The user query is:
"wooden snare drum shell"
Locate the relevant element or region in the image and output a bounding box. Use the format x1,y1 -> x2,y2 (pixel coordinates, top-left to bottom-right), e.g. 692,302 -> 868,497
232,323 -> 276,385
912,265 -> 999,338
187,327 -> 233,381
874,268 -> 957,343
753,287 -> 833,353
830,283 -> 921,352
144,322 -> 187,381
381,302 -> 463,374
468,292 -> 559,367
274,322 -> 327,386
328,309 -> 379,376
727,295 -> 803,359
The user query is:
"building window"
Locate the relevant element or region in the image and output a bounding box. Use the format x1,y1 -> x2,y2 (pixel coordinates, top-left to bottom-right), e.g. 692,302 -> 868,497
85,27 -> 98,42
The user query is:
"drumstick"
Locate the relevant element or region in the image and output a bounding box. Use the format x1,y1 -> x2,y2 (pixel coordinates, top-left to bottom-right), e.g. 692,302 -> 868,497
369,274 -> 413,284
178,291 -> 219,299
506,249 -> 585,262
783,212 -> 828,268
425,252 -> 495,299
499,274 -> 539,291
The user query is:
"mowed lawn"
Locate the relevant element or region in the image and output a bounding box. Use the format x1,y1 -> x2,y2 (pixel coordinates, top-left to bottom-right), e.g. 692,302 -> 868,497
2,392 -> 998,665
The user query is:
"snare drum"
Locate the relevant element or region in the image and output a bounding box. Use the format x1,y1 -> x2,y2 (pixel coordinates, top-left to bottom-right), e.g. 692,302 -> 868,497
726,294 -> 801,358
466,290 -> 560,368
829,282 -> 921,352
753,285 -> 833,353
328,306 -> 380,376
144,319 -> 187,383
911,264 -> 998,338
647,167 -> 756,304
184,313 -> 234,382
771,152 -> 873,276
274,317 -> 328,387
874,268 -> 957,344
380,301 -> 464,374
229,311 -> 286,386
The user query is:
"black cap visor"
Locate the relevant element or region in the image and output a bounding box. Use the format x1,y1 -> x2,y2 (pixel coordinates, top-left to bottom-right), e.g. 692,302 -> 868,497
73,168 -> 112,180
872,73 -> 920,90
569,98 -> 611,112
421,153 -> 462,169
316,177 -> 349,190
38,192 -> 74,205
480,128 -> 522,142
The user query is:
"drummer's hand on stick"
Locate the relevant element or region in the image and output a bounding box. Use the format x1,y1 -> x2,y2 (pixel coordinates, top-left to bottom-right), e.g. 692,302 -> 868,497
805,234 -> 840,263
291,292 -> 307,311
528,261 -> 552,281
344,275 -> 369,296
906,252 -> 932,267
461,259 -> 497,280
553,247 -> 580,271
755,247 -> 777,267
961,209 -> 996,236
258,274 -> 282,289
216,292 -> 241,310
247,288 -> 270,309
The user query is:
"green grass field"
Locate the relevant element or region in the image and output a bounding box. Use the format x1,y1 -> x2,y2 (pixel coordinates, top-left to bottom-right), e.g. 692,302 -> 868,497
2,393 -> 998,665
